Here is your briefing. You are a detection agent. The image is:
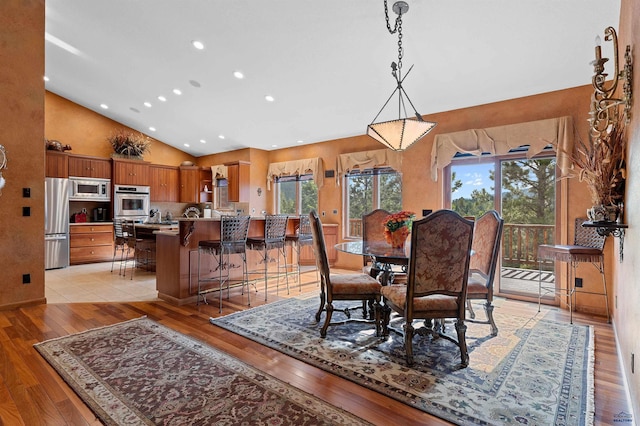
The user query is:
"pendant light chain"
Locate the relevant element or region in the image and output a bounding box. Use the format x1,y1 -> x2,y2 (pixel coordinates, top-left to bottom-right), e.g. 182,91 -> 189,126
384,0 -> 404,71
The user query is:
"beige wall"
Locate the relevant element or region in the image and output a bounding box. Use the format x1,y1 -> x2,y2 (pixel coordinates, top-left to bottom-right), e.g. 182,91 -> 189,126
614,0 -> 639,419
0,0 -> 46,309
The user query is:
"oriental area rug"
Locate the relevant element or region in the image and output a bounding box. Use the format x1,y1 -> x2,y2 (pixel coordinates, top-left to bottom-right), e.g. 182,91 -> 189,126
34,317 -> 370,426
211,297 -> 595,426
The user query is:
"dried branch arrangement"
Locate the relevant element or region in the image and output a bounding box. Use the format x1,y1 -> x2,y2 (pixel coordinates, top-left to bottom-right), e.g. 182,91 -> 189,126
108,129 -> 151,157
568,117 -> 626,206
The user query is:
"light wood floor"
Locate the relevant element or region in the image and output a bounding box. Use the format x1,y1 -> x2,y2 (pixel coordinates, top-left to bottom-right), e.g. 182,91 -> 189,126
0,262 -> 631,425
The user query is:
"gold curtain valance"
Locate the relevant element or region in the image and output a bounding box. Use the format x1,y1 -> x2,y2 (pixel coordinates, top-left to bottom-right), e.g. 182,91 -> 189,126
210,164 -> 228,186
266,157 -> 324,190
430,116 -> 574,181
336,149 -> 402,183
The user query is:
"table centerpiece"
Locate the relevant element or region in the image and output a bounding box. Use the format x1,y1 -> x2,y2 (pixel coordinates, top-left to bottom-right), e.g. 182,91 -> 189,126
383,210 -> 416,248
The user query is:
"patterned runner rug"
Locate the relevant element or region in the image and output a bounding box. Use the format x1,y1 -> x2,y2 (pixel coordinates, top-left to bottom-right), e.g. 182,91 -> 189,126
34,317 -> 370,426
211,297 -> 595,426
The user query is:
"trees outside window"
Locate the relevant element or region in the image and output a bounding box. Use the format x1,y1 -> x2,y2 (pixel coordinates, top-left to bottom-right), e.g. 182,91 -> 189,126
276,175 -> 318,215
345,169 -> 402,238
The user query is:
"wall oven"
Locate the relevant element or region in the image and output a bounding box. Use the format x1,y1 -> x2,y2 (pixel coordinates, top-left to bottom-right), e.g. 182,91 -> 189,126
114,184 -> 150,221
69,177 -> 110,201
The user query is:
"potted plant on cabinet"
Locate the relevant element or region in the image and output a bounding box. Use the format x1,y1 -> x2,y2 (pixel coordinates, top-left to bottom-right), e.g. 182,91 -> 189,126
108,129 -> 151,159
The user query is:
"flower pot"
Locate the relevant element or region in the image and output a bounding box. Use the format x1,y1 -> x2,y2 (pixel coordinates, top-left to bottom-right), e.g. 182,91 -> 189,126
587,204 -> 619,223
388,227 -> 410,248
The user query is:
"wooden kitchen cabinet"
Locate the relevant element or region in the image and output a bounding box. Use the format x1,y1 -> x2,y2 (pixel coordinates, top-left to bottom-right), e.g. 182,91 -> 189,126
68,154 -> 111,179
112,158 -> 150,185
70,223 -> 114,264
45,151 -> 69,178
225,161 -> 250,203
300,223 -> 337,266
150,164 -> 179,202
179,166 -> 199,203
199,167 -> 213,203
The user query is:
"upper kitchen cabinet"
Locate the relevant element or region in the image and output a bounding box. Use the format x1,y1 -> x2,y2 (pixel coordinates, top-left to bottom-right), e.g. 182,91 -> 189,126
179,166 -> 199,203
150,164 -> 179,202
199,167 -> 213,203
225,161 -> 250,202
112,158 -> 150,186
45,151 -> 69,178
68,154 -> 111,179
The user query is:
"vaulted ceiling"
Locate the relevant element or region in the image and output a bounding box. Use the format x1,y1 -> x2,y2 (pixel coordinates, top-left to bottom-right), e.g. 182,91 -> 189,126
45,0 -> 620,157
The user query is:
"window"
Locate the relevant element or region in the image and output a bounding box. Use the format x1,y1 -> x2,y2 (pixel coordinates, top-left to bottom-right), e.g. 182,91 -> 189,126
275,175 -> 318,215
344,168 -> 402,238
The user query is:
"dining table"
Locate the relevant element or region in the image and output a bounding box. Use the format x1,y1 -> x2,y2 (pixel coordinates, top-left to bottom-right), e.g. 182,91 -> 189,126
334,240 -> 410,286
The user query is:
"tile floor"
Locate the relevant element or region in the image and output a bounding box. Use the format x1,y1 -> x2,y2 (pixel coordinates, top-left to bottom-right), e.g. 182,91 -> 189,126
45,261 -> 160,303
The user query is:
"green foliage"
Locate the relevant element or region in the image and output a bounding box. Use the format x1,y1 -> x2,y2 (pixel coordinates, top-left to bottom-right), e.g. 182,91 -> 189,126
348,175 -> 373,219
501,158 -> 555,225
300,180 -> 318,214
452,188 -> 494,218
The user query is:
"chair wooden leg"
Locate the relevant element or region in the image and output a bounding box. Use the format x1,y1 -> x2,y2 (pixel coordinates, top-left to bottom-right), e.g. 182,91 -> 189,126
373,297 -> 382,337
484,302 -> 498,336
315,283 -> 326,322
455,320 -> 469,367
320,302 -> 333,338
404,320 -> 415,366
382,304 -> 391,337
466,299 -> 476,319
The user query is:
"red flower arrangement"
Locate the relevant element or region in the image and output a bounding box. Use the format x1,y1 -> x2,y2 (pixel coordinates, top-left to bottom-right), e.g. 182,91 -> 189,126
383,210 -> 416,248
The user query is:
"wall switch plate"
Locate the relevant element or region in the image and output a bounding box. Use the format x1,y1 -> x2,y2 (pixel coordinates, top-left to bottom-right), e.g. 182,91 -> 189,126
23,188 -> 30,198
332,209 -> 338,214
575,277 -> 583,288
22,274 -> 31,284
22,206 -> 30,217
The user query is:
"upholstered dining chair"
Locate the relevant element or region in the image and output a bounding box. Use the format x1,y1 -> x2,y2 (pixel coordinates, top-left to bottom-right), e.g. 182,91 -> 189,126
309,210 -> 383,338
381,209 -> 474,367
466,210 -> 504,336
362,209 -> 408,285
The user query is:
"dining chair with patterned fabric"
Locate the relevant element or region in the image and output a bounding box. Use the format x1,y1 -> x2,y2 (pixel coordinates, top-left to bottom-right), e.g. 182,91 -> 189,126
466,210 -> 504,336
309,210 -> 383,338
381,209 -> 474,367
362,209 -> 408,285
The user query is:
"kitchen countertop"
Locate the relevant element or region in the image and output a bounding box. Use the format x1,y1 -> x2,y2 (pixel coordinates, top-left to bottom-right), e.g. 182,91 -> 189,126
70,222 -> 112,226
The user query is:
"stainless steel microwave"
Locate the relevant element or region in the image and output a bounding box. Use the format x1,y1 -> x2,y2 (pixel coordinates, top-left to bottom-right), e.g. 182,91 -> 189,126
69,177 -> 111,201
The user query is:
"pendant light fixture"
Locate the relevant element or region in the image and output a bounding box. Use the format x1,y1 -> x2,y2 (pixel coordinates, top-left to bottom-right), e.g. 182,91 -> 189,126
367,0 -> 436,151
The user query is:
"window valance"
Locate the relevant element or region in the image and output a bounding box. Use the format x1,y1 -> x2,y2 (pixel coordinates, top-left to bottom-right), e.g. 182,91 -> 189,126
430,116 -> 574,181
266,157 -> 324,190
336,149 -> 402,182
210,165 -> 228,186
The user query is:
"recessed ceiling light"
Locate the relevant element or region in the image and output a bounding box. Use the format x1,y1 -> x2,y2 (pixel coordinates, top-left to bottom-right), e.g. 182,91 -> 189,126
100,104 -> 108,109
192,40 -> 205,50
149,127 -> 156,132
184,143 -> 190,147
265,95 -> 275,102
43,76 -> 49,82
200,139 -> 206,144
173,89 -> 182,95
233,71 -> 244,79
271,144 -> 278,148
218,135 -> 225,139
189,80 -> 201,88
144,102 -> 152,108
158,96 -> 167,102
297,140 -> 304,144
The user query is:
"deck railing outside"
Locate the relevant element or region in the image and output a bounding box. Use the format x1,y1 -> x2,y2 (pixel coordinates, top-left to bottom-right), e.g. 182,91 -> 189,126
348,219 -> 554,270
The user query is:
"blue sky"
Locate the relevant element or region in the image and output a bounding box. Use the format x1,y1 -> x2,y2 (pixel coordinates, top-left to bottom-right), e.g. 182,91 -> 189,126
451,162 -> 494,199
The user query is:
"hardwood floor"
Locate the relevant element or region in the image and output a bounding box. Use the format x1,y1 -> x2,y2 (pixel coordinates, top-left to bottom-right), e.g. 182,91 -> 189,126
0,263 -> 632,425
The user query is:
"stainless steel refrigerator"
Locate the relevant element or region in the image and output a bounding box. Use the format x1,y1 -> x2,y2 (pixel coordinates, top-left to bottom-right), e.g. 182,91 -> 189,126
45,177 -> 70,269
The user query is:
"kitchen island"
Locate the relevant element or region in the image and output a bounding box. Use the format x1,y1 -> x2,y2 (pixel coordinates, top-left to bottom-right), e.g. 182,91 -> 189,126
155,217 -> 284,305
